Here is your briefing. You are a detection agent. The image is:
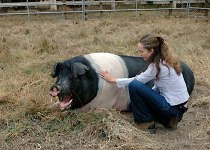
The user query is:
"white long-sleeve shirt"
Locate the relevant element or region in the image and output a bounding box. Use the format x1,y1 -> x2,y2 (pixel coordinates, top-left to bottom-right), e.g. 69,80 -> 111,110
116,62 -> 189,106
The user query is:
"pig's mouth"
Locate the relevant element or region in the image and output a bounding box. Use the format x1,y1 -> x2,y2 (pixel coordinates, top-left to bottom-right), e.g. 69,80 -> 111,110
49,87 -> 74,111
58,95 -> 73,111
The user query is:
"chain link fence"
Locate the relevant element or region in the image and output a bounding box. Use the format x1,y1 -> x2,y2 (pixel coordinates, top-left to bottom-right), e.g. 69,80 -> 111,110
0,0 -> 209,19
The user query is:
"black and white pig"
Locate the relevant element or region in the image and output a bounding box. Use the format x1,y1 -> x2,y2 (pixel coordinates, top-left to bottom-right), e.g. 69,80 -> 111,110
49,53 -> 195,112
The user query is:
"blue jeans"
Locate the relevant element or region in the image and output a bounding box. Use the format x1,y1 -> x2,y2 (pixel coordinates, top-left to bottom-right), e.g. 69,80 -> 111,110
128,80 -> 187,127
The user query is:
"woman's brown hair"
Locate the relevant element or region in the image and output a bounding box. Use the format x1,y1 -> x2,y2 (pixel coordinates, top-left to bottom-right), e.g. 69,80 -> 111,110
139,34 -> 181,79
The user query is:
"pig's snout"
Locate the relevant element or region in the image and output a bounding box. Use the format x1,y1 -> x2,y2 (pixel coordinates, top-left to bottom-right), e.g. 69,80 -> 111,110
49,85 -> 61,97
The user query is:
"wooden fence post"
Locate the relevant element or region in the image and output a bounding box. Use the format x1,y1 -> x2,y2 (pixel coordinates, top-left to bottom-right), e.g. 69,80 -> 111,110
169,1 -> 173,16
50,0 -> 57,11
62,0 -> 67,19
111,0 -> 116,10
204,0 -> 209,16
99,0 -> 103,17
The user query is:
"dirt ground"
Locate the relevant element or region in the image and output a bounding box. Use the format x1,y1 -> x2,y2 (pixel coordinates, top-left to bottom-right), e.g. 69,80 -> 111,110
0,13 -> 210,149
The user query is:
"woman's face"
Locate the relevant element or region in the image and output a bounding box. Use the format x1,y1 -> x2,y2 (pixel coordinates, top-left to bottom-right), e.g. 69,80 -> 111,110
138,43 -> 154,61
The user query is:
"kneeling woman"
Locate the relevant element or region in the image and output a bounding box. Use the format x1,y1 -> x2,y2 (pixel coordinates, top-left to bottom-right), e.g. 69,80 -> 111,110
99,34 -> 189,130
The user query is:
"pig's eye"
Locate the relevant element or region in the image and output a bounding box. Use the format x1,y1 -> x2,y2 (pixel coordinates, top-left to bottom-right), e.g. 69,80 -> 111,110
56,76 -> 60,81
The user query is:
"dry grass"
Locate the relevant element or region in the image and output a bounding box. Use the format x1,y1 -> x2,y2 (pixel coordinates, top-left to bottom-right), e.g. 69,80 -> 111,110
0,13 -> 210,149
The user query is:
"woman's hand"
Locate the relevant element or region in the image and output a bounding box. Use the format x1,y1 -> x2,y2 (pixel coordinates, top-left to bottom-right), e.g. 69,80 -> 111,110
99,70 -> 116,83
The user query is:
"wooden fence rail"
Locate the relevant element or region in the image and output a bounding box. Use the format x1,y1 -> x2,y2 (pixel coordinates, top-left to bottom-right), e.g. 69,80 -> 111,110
0,0 -> 209,19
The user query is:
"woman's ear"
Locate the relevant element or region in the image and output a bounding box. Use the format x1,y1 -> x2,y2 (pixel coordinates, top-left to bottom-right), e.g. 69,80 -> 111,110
150,49 -> 154,54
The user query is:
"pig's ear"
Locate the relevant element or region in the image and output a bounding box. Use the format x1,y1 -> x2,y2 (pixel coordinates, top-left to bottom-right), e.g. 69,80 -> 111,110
51,62 -> 61,78
71,62 -> 89,78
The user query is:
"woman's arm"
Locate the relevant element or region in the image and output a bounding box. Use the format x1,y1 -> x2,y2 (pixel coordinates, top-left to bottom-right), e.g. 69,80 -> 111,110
99,63 -> 157,88
99,70 -> 134,88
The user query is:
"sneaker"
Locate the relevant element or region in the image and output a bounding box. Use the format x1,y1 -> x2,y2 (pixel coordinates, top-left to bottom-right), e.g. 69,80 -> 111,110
135,121 -> 157,134
136,121 -> 154,129
167,118 -> 179,130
